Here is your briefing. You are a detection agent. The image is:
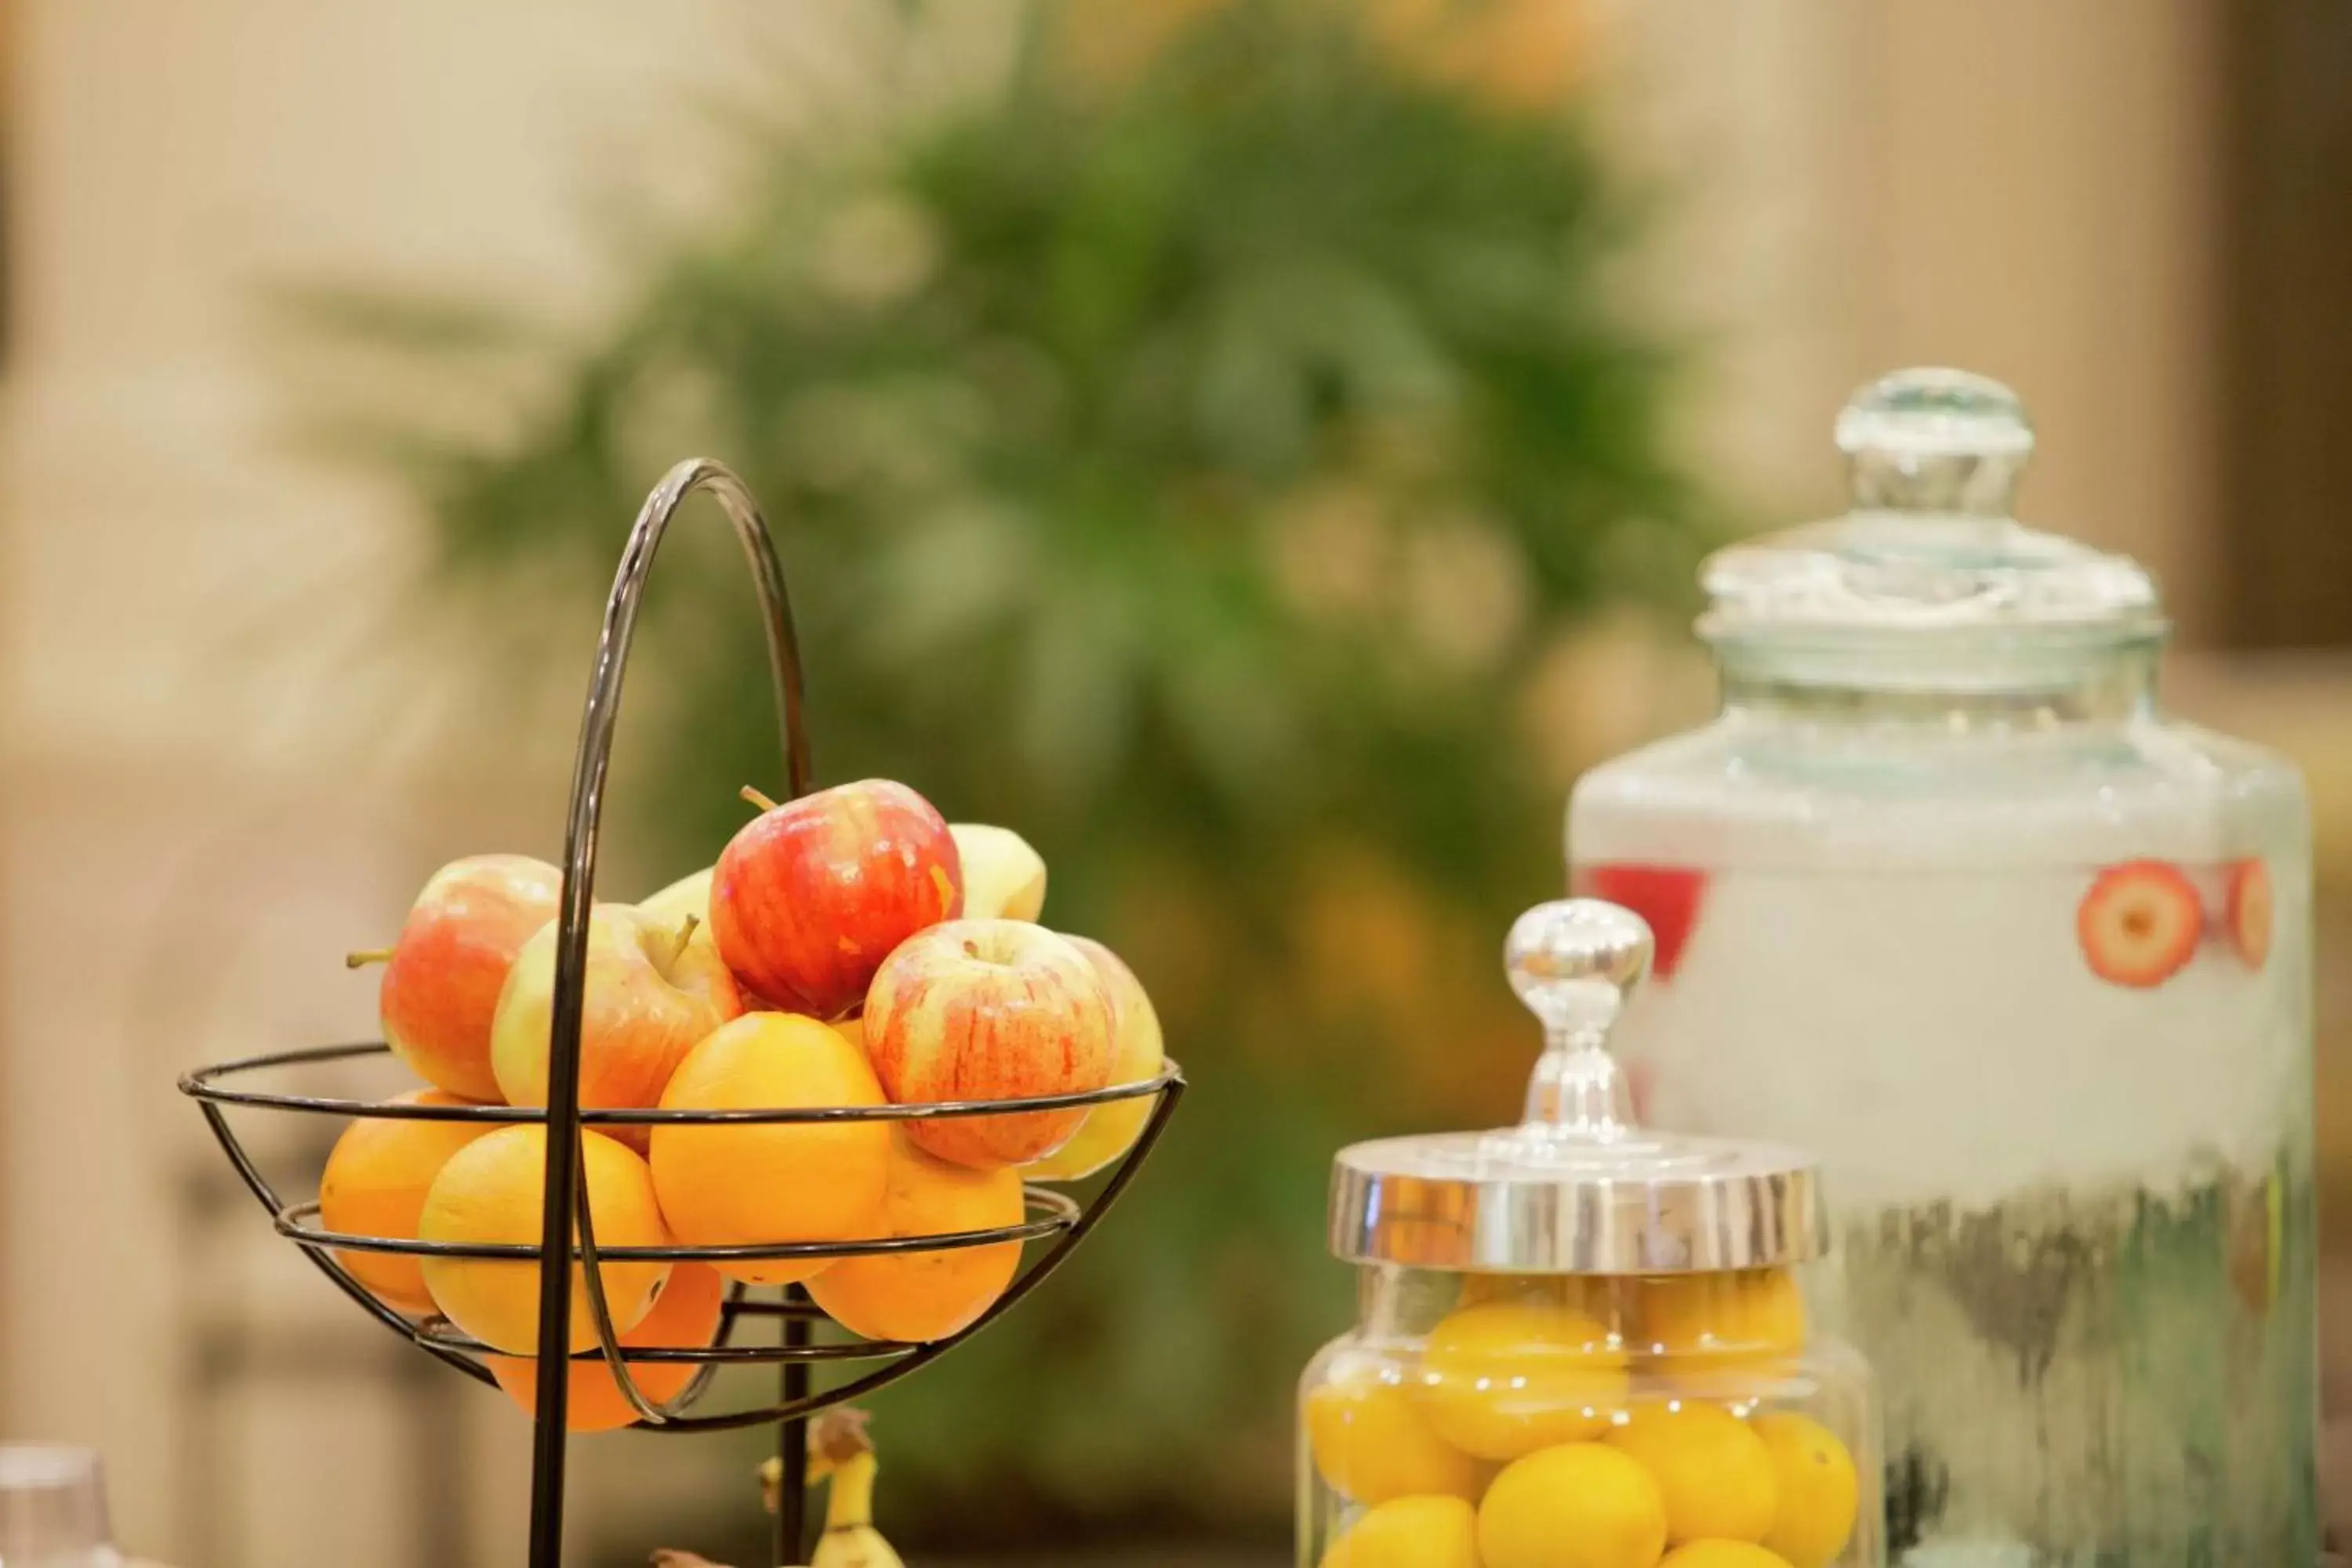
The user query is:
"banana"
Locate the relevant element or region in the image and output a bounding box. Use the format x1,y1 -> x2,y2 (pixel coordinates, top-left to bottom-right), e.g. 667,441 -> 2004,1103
811,1418 -> 903,1568
750,1408 -> 903,1568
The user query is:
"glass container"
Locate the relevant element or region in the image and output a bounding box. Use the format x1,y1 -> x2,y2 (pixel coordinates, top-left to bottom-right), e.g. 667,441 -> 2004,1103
1569,368 -> 2316,1566
0,1446 -> 122,1568
1301,898 -> 1883,1568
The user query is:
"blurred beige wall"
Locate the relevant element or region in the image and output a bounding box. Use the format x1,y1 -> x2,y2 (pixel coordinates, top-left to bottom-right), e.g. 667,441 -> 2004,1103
1597,0 -> 2223,630
0,1 -> 2251,1564
0,2 -> 796,1563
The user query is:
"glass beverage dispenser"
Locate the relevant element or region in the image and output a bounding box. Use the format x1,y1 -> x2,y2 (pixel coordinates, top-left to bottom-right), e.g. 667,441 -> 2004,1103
1569,369 -> 2315,1566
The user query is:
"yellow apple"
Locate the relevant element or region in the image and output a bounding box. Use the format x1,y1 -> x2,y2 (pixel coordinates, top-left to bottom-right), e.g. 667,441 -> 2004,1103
949,823 -> 1047,923
1024,935 -> 1164,1181
638,866 -> 713,927
490,903 -> 742,1146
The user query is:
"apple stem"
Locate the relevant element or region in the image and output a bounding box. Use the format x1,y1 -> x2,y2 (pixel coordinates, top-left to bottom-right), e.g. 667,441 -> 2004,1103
740,785 -> 782,814
345,947 -> 395,969
662,913 -> 702,973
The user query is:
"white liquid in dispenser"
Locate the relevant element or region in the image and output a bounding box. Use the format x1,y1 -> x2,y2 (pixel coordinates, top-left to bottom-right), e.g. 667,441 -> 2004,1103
1574,740 -> 2315,1568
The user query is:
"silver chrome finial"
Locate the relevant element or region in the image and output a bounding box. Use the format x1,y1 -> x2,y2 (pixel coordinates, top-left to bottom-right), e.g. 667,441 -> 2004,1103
1327,895 -> 1824,1272
1505,899 -> 1650,1138
1835,367 -> 2034,517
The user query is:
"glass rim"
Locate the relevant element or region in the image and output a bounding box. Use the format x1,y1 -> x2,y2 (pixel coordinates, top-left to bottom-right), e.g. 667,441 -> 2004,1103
1700,617 -> 2171,694
0,1445 -> 101,1486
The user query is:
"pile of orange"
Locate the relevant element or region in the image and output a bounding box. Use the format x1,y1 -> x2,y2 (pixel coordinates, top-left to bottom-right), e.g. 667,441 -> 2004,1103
1308,1272 -> 1861,1568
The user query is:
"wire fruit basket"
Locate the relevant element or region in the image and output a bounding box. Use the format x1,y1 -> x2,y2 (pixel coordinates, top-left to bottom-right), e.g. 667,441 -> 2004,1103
180,459 -> 1185,1568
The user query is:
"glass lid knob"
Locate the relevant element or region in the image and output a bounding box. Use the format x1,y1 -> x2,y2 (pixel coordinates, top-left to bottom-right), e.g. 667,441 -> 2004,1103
1835,366 -> 2034,517
1504,899 -> 1650,1139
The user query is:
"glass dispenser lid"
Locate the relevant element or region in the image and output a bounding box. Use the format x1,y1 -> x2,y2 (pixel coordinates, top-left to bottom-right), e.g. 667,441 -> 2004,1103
1329,899 -> 1823,1274
1697,368 -> 2165,657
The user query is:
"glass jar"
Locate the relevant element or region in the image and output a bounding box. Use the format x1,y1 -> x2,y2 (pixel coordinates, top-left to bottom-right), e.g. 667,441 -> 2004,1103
0,1446 -> 123,1568
1301,900 -> 1883,1568
1569,370 -> 2316,1566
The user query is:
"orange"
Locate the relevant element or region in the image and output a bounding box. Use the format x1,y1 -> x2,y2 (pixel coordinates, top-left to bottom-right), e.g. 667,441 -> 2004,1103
489,1262 -> 726,1432
1416,1301 -> 1629,1459
807,1130 -> 1025,1341
1305,1369 -> 1480,1504
1322,1495 -> 1479,1568
648,1013 -> 891,1285
318,1090 -> 495,1314
1607,1402 -> 1779,1545
1478,1443 -> 1667,1568
418,1126 -> 672,1355
1754,1413 -> 1859,1568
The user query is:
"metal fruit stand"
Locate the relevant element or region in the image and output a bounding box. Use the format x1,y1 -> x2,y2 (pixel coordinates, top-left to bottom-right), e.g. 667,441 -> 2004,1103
179,459 -> 1186,1567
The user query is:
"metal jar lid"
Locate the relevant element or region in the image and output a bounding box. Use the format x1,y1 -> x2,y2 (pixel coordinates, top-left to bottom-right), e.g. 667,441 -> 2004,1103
1329,899 -> 1825,1274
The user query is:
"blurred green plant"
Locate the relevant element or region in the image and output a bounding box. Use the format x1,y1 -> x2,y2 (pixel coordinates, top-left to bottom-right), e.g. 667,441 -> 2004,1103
291,0 -> 1704,1542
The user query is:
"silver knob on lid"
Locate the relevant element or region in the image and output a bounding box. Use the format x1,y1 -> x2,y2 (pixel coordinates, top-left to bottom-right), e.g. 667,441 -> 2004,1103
1835,367 -> 2034,517
1507,898 -> 1650,1037
1506,899 -> 1648,1138
1325,897 -> 1827,1273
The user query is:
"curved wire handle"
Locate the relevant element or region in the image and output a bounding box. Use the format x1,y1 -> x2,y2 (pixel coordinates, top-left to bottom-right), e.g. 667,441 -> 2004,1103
532,457 -> 808,1566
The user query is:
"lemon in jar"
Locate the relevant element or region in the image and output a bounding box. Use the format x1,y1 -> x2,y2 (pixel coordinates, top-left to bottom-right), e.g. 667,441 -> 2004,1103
1415,1300 -> 1628,1459
1321,1494 -> 1479,1568
1606,1401 -> 1779,1544
1753,1412 -> 1859,1568
1306,1369 -> 1480,1504
1457,1272 -> 1618,1314
1633,1269 -> 1806,1383
1661,1544 -> 1796,1568
1477,1442 -> 1667,1568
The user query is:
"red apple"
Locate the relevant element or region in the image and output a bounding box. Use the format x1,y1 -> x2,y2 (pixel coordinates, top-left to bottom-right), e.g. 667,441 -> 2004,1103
491,903 -> 742,1145
713,779 -> 962,1017
355,855 -> 564,1102
862,919 -> 1116,1168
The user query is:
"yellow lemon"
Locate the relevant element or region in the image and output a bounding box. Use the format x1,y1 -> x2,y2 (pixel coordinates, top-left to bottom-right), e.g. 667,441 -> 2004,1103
1665,1542 -> 1788,1568
1635,1270 -> 1806,1383
1458,1273 -> 1620,1316
1607,1402 -> 1779,1544
1478,1443 -> 1666,1568
1661,1544 -> 1795,1568
1321,1494 -> 1479,1568
1754,1413 -> 1859,1568
1307,1373 -> 1481,1504
1417,1301 -> 1628,1460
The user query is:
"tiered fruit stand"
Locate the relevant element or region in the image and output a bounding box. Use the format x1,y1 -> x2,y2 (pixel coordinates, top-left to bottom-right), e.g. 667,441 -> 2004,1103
180,459 -> 1185,1567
